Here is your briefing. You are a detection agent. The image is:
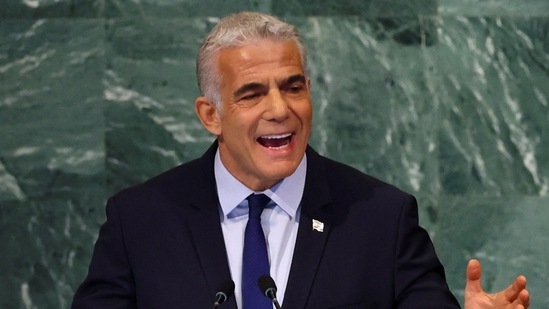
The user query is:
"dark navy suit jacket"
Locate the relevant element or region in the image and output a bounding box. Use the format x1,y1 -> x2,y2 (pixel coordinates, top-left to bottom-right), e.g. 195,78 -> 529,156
72,143 -> 460,308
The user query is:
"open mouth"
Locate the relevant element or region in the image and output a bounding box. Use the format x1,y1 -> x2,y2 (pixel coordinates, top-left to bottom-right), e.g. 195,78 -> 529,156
257,133 -> 292,149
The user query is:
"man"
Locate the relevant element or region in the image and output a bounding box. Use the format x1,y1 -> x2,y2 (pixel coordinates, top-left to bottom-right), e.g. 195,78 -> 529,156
72,12 -> 530,308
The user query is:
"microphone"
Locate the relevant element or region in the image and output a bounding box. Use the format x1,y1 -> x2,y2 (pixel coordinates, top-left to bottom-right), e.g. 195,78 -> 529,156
212,280 -> 235,309
258,275 -> 282,309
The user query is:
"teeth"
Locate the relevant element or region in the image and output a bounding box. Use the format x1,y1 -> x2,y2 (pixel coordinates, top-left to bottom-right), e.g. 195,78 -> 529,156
261,133 -> 292,139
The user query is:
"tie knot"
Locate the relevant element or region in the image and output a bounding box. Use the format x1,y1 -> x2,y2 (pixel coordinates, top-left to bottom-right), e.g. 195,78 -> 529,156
247,194 -> 270,219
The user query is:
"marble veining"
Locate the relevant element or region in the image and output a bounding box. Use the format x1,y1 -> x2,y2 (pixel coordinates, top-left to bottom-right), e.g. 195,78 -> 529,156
1,1 -> 548,308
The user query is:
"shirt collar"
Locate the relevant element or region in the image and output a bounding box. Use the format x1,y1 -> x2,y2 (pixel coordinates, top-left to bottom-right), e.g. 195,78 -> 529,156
214,148 -> 307,220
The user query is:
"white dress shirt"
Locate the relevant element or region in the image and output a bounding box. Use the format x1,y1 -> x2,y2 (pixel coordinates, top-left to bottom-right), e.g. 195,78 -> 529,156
214,149 -> 306,308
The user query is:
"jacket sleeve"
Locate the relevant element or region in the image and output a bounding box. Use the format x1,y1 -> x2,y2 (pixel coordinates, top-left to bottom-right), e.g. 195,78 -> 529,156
71,197 -> 137,308
394,195 -> 461,309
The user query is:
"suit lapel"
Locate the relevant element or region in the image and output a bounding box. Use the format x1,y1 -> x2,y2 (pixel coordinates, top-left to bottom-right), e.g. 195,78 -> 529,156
185,142 -> 238,309
282,147 -> 333,308
188,209 -> 237,309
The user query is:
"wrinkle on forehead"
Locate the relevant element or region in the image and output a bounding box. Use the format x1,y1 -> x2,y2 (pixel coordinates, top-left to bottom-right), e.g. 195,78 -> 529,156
217,40 -> 305,90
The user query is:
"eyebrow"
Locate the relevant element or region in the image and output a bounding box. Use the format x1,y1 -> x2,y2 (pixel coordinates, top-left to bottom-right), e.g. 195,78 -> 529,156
282,74 -> 306,86
232,74 -> 307,99
233,82 -> 266,99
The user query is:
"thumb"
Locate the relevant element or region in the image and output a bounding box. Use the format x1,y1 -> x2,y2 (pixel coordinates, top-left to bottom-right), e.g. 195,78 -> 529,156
465,259 -> 484,294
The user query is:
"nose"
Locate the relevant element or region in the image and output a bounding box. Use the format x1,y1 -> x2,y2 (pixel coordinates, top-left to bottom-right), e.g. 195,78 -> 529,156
264,89 -> 290,122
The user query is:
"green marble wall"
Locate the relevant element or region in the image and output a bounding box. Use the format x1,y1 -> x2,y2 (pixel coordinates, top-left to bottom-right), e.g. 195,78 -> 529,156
1,0 -> 548,307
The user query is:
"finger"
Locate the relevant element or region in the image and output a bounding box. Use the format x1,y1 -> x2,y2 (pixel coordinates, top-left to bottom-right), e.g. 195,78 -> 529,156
503,275 -> 527,301
518,288 -> 530,308
465,259 -> 483,293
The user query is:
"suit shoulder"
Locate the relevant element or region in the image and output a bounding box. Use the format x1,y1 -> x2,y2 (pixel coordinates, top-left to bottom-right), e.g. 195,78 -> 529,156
109,155 -> 210,209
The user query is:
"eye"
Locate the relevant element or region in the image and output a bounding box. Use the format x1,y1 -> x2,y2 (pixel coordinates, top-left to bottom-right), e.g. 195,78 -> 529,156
290,85 -> 302,92
285,83 -> 306,95
241,93 -> 260,100
234,83 -> 266,102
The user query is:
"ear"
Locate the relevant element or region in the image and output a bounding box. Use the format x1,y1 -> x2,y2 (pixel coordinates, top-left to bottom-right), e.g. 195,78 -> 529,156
195,96 -> 221,136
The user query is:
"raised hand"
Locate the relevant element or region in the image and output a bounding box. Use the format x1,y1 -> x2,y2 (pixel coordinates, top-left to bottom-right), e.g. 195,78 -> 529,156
464,259 -> 530,309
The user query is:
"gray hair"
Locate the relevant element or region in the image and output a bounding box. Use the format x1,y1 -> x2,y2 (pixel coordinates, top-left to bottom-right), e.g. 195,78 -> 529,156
196,12 -> 308,109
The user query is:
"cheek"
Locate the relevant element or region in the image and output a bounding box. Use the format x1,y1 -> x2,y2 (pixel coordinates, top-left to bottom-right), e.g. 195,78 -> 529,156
220,113 -> 257,140
296,104 -> 313,123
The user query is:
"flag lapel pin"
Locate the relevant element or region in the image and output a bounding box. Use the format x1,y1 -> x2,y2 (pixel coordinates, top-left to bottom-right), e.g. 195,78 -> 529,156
312,219 -> 324,232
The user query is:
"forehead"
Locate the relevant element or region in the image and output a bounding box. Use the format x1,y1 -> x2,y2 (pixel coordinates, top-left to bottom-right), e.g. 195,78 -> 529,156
216,39 -> 304,85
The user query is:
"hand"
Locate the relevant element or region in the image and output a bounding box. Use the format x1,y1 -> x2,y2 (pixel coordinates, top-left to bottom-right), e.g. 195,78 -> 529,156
464,259 -> 530,309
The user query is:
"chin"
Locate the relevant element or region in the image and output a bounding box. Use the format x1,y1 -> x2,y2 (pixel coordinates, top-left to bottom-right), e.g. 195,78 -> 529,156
262,162 -> 300,179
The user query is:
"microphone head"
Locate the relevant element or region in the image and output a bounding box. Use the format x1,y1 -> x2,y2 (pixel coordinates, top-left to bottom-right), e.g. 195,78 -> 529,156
257,275 -> 277,297
215,279 -> 235,303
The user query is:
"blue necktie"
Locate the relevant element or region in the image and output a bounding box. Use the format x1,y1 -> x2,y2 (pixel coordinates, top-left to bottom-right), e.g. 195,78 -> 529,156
242,193 -> 272,309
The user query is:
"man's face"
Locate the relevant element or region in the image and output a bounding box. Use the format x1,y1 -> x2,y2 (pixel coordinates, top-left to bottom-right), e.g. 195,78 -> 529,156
200,39 -> 312,191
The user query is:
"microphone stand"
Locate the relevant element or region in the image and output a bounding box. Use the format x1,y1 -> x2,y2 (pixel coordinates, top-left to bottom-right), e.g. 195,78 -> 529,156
212,280 -> 235,309
266,288 -> 282,309
211,294 -> 225,309
211,293 -> 227,309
